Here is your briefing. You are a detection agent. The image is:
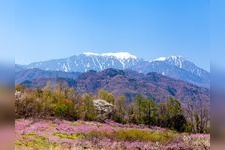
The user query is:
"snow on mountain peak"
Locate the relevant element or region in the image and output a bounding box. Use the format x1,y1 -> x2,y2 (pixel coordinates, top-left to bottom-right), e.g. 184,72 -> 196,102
82,52 -> 99,56
102,52 -> 137,60
167,55 -> 185,60
153,55 -> 186,68
154,56 -> 185,61
166,56 -> 186,68
83,52 -> 137,60
153,57 -> 167,61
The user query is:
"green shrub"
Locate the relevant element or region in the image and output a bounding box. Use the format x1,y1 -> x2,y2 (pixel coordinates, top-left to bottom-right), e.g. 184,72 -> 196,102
84,129 -> 176,144
114,129 -> 176,143
16,133 -> 50,148
52,103 -> 69,117
51,99 -> 73,117
54,133 -> 84,139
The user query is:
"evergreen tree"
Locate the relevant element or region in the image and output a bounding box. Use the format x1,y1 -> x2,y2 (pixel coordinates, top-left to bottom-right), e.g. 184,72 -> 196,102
80,93 -> 96,121
165,97 -> 187,132
113,95 -> 126,123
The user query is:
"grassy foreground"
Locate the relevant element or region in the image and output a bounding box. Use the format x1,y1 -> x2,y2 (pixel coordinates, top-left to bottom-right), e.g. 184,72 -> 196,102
15,119 -> 210,150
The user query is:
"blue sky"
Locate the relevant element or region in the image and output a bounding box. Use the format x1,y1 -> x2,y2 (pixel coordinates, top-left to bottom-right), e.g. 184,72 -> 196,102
211,0 -> 225,72
1,0 -> 211,71
0,0 -> 15,63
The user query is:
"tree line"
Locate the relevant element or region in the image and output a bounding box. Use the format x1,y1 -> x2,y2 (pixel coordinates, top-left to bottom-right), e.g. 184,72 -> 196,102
15,82 -> 209,133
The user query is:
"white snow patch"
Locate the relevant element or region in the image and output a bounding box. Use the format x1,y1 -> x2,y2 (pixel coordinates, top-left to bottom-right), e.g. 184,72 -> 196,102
63,64 -> 68,72
95,57 -> 103,70
67,58 -> 71,71
167,56 -> 185,68
153,57 -> 167,61
83,52 -> 137,60
119,60 -> 125,69
83,52 -> 99,56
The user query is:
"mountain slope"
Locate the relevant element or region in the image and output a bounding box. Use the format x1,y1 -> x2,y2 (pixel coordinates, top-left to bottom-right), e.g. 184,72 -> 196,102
16,52 -> 210,87
74,68 -> 209,103
151,56 -> 209,85
18,68 -> 209,103
25,52 -> 142,72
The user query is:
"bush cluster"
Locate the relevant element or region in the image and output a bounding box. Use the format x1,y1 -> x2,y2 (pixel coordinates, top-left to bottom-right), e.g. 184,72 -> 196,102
15,83 -> 209,133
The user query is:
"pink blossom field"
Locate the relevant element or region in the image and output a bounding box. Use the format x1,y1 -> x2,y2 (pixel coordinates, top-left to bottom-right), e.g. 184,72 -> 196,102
15,119 -> 210,150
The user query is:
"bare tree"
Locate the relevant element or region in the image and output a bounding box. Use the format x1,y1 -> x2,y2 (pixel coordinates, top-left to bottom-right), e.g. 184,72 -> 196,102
184,98 -> 210,133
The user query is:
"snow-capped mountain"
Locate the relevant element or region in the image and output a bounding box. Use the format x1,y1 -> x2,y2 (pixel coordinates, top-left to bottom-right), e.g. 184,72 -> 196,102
83,52 -> 138,60
154,55 -> 206,76
150,56 -> 210,87
24,52 -> 142,72
17,52 -> 210,87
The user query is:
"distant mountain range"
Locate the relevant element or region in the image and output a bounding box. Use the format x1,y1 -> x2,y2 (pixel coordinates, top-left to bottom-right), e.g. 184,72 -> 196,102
16,52 -> 210,87
16,68 -> 209,103
15,68 -> 80,84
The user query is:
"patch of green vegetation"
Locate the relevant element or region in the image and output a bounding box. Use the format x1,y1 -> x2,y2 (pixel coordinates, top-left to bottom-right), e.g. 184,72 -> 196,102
15,144 -> 67,150
54,133 -> 84,140
84,129 -> 177,144
115,129 -> 176,143
15,133 -> 53,148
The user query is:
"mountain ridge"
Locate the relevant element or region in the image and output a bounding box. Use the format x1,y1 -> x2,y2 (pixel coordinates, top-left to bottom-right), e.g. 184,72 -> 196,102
17,68 -> 209,104
16,52 -> 210,87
